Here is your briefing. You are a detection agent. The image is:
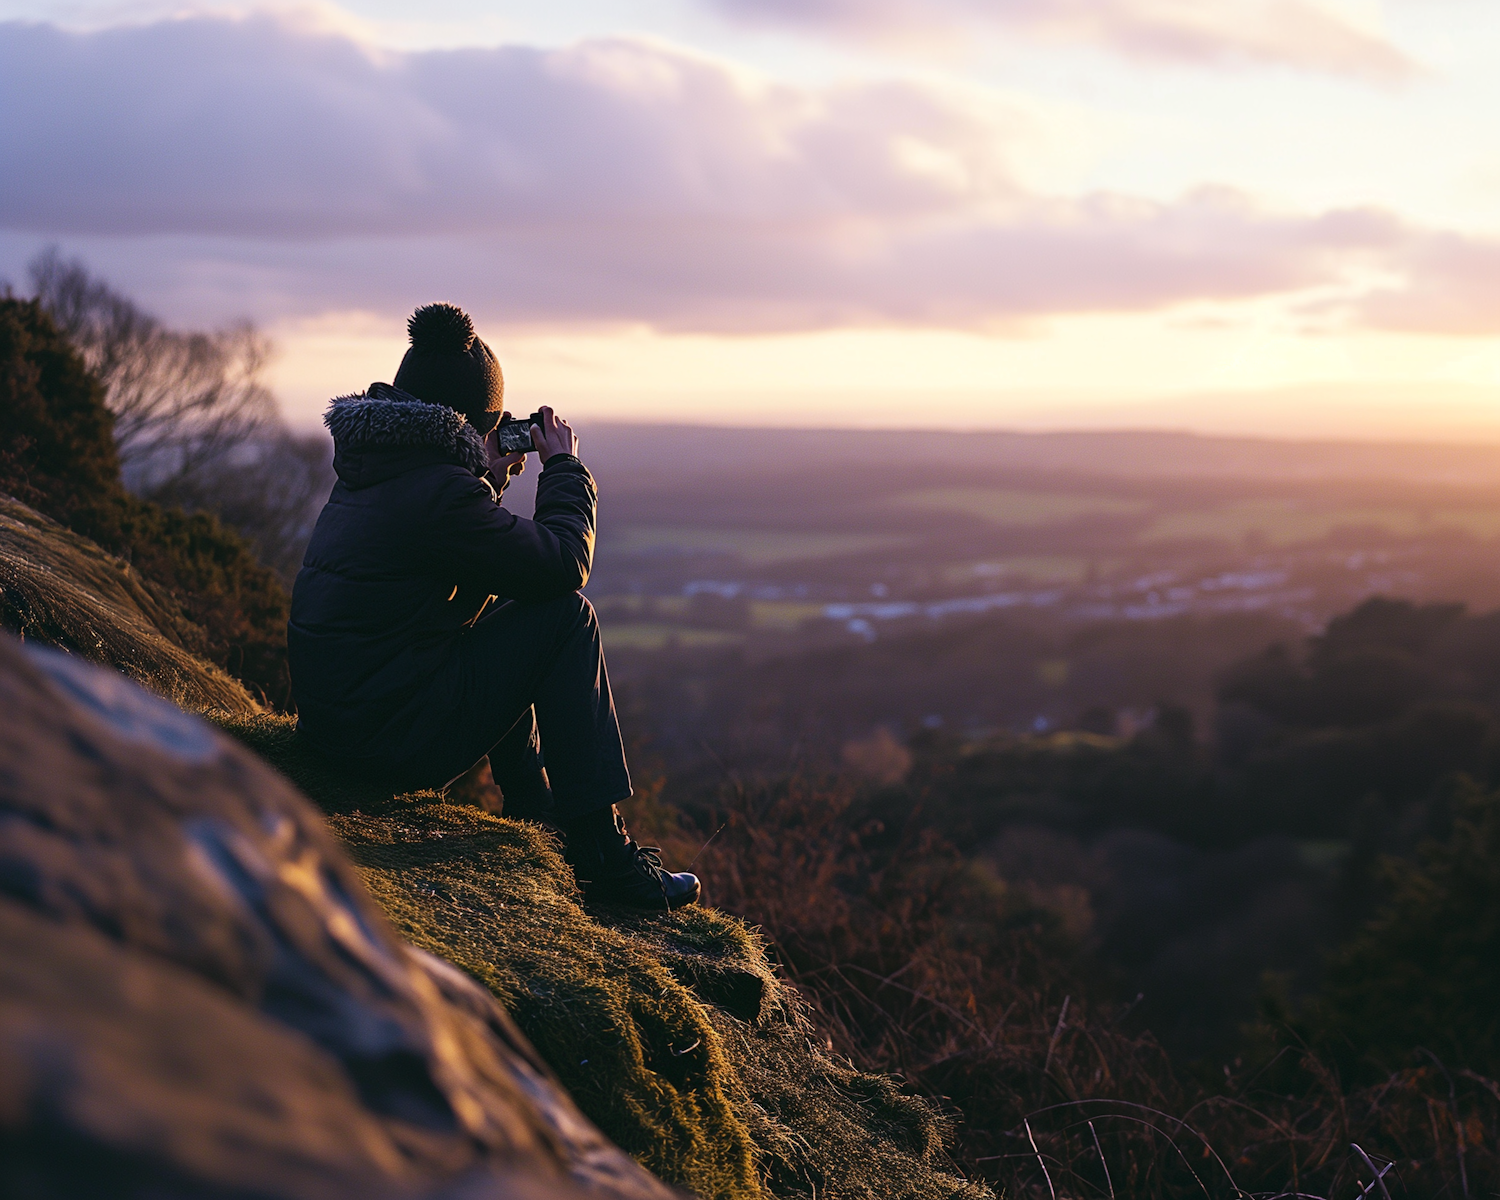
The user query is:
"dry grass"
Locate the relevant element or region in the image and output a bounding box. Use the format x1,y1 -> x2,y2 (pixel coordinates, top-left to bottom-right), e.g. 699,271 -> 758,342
682,773 -> 1500,1199
0,495 -> 256,712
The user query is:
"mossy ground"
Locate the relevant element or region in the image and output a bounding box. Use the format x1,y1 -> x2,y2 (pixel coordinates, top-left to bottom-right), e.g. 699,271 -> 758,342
212,710 -> 989,1200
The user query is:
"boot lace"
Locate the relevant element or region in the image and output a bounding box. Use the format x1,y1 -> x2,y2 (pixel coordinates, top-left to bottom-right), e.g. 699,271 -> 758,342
631,843 -> 670,906
632,843 -> 666,874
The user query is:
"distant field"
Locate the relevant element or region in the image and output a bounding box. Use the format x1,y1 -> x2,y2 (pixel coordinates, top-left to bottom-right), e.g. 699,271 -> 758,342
749,600 -> 826,631
1141,500 -> 1500,546
941,556 -> 1098,586
599,622 -> 745,651
593,596 -> 824,638
896,488 -> 1147,526
608,525 -> 910,564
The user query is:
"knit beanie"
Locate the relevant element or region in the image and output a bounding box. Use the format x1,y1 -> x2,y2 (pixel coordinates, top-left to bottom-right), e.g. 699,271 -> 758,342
392,303 -> 505,432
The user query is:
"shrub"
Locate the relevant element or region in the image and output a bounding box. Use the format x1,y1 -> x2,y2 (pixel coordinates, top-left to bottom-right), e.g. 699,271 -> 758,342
682,772 -> 1500,1198
0,297 -> 290,705
1312,781 -> 1500,1080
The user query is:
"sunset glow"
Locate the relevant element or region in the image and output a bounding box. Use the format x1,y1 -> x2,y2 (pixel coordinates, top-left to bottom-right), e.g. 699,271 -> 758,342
5,0 -> 1500,441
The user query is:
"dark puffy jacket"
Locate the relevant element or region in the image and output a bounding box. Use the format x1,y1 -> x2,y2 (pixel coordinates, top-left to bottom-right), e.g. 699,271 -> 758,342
288,385 -> 595,766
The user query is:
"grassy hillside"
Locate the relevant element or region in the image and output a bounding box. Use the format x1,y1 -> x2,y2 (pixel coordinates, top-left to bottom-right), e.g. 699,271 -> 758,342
0,495 -> 256,712
211,712 -> 987,1200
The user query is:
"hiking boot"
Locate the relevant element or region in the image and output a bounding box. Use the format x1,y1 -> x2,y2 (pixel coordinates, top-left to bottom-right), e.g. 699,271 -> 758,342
563,805 -> 701,910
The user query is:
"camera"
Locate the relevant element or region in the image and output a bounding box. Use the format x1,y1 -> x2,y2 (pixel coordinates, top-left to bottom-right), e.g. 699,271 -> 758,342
493,412 -> 546,454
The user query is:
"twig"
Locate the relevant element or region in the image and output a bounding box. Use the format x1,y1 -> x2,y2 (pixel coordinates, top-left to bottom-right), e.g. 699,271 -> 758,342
1018,1100 -> 1242,1195
687,821 -> 727,868
1042,995 -> 1070,1078
1350,1143 -> 1394,1200
1024,1119 -> 1057,1200
1458,1068 -> 1500,1105
1064,1112 -> 1221,1198
1420,1047 -> 1471,1199
1089,1119 -> 1116,1200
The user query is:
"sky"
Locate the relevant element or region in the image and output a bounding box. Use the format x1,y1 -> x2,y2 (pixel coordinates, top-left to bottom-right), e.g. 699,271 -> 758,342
4,0 -> 1500,441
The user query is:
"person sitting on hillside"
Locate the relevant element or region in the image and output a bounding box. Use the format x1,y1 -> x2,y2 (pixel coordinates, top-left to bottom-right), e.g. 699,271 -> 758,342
287,303 -> 700,910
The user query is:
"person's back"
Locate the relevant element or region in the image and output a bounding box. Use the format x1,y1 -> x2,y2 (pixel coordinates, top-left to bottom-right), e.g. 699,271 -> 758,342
290,381 -> 593,779
288,304 -> 698,910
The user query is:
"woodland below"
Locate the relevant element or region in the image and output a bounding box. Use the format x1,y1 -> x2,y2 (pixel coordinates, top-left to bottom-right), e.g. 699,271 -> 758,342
5,267 -> 1500,1198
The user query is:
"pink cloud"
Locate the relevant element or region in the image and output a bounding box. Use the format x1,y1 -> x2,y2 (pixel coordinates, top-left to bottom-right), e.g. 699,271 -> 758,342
1345,234 -> 1500,335
709,0 -> 1416,80
0,15 -> 1448,334
0,22 -> 1024,238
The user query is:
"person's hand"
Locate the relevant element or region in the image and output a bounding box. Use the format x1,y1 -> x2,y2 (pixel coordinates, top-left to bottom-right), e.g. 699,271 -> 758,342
531,406 -> 578,464
484,422 -> 527,484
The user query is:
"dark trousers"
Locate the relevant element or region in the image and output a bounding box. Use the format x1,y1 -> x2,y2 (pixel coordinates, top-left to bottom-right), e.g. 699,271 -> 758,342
398,592 -> 632,819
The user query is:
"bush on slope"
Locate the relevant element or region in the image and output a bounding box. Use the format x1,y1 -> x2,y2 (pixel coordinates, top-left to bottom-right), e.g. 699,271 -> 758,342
1311,780 -> 1500,1081
0,297 -> 290,705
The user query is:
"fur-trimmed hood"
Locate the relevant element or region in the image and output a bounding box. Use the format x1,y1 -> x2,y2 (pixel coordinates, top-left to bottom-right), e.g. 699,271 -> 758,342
324,382 -> 489,477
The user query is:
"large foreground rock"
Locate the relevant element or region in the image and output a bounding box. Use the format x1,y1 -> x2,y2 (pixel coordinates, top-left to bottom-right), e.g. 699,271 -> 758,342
0,634 -> 678,1200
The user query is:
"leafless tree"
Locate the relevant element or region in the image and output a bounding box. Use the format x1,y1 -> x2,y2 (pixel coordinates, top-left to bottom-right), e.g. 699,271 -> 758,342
30,250 -> 333,582
30,248 -> 281,498
164,430 -> 334,582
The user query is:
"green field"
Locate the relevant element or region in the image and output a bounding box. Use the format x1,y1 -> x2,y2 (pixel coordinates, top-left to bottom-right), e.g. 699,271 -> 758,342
896,488 -> 1147,526
748,600 -> 826,631
600,622 -> 746,651
608,525 -> 910,565
1141,500 -> 1500,546
940,555 -> 1099,586
594,596 -> 824,638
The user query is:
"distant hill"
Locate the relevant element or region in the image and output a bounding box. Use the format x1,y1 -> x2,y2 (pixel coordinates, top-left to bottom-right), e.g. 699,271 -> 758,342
493,422 -> 1500,518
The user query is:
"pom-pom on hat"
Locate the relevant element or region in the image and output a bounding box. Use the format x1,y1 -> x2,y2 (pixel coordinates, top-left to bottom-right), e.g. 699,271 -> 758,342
392,303 -> 504,432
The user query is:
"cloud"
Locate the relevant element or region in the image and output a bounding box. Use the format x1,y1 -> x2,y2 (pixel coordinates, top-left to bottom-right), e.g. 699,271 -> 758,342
707,0 -> 1416,80
0,14 -> 1428,332
0,19 -> 1029,239
1348,234 -> 1500,335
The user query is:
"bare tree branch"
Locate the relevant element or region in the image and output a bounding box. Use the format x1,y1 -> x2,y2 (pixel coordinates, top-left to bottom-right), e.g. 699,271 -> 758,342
30,248 -> 279,499
30,249 -> 333,582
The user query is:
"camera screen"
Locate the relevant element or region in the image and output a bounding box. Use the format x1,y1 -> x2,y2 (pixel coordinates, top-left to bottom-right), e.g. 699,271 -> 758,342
495,422 -> 534,454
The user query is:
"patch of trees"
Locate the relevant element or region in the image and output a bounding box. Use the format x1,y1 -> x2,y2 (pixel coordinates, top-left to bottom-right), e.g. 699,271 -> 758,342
633,592 -> 1500,1086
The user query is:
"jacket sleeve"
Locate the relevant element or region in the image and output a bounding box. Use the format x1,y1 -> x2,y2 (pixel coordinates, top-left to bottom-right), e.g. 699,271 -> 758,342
426,455 -> 597,600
